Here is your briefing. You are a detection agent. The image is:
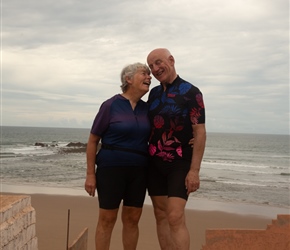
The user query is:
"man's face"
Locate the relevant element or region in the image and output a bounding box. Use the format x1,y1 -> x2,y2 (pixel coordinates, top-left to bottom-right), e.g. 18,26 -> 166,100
147,51 -> 174,84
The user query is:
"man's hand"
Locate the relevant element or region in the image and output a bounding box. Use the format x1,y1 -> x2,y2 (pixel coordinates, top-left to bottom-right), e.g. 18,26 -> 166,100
188,137 -> 195,147
185,170 -> 200,195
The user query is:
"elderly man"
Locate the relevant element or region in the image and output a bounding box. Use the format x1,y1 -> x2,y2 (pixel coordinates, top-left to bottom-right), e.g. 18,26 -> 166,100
147,48 -> 206,250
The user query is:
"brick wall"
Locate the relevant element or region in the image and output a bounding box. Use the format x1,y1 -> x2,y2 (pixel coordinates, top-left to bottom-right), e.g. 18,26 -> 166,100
201,214 -> 290,250
0,195 -> 38,250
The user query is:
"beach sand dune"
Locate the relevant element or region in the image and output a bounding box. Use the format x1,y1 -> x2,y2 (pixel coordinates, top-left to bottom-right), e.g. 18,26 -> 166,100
20,194 -> 273,250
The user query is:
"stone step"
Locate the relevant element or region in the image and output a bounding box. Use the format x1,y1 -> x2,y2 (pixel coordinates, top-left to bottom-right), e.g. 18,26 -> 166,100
201,214 -> 290,250
0,195 -> 38,250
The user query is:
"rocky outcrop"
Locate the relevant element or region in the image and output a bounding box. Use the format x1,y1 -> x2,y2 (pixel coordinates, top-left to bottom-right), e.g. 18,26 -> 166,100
58,142 -> 87,154
66,142 -> 87,147
34,142 -> 48,147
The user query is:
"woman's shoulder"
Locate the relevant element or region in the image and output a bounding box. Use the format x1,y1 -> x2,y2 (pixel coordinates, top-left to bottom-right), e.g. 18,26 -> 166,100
102,94 -> 122,106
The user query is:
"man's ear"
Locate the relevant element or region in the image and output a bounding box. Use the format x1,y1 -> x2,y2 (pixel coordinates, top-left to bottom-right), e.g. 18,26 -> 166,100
169,55 -> 175,66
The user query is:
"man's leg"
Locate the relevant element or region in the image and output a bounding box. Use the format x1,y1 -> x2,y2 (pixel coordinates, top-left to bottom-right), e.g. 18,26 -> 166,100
151,196 -> 173,250
95,208 -> 119,250
167,197 -> 189,250
122,206 -> 143,250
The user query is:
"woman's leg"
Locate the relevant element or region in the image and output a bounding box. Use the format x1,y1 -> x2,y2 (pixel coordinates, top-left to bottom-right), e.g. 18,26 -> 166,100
121,206 -> 143,250
95,208 -> 119,250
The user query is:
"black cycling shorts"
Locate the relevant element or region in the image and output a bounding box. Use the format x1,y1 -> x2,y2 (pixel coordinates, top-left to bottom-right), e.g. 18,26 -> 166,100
147,158 -> 190,200
96,165 -> 147,209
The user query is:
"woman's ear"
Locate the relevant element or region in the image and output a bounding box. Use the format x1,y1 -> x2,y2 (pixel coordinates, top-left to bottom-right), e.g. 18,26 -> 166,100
125,76 -> 133,84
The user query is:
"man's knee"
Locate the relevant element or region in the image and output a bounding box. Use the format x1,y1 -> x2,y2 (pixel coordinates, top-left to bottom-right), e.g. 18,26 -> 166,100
167,210 -> 184,228
152,197 -> 168,220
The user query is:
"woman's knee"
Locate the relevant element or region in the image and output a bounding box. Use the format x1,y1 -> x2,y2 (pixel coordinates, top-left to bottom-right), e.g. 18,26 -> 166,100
98,209 -> 118,228
122,207 -> 142,226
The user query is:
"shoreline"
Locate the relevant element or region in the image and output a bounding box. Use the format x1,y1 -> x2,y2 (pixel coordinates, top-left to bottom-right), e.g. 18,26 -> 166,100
1,183 -> 289,219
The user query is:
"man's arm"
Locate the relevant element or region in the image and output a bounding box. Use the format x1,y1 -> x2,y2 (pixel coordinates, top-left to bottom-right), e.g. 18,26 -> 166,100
185,123 -> 206,195
85,133 -> 101,197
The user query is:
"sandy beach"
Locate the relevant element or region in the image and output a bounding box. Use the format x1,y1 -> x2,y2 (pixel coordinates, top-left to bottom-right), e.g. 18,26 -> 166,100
3,189 -> 287,250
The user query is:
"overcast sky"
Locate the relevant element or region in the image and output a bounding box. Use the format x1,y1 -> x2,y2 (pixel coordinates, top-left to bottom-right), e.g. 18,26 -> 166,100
2,0 -> 289,134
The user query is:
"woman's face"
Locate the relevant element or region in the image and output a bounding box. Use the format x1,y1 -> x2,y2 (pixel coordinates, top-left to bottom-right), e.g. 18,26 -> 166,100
129,68 -> 152,94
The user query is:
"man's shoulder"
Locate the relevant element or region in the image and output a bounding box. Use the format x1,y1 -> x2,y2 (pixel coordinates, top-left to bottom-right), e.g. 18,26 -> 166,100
176,77 -> 202,94
178,76 -> 194,86
148,85 -> 162,96
150,84 -> 162,91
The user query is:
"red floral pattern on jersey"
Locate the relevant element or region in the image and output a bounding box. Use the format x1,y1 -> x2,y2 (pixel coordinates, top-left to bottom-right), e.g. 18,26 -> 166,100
153,115 -> 164,128
148,77 -> 205,162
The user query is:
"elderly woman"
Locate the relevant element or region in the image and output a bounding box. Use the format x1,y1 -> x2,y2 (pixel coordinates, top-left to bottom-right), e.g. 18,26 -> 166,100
85,62 -> 152,250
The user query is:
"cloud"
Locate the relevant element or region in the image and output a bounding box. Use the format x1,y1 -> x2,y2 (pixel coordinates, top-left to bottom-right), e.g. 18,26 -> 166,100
2,0 -> 289,134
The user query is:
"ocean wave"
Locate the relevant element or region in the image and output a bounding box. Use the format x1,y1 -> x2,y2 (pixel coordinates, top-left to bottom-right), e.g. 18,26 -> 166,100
214,179 -> 289,189
216,180 -> 272,187
200,178 -> 216,183
202,166 -> 275,175
0,152 -> 18,158
1,141 -> 88,158
203,160 -> 269,168
202,161 -> 288,175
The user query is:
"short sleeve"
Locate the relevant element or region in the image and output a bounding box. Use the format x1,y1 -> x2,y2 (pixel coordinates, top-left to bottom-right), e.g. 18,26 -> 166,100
90,101 -> 111,136
187,88 -> 205,125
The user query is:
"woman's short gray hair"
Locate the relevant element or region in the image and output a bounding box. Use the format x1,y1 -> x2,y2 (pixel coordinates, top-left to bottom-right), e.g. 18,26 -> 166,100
120,62 -> 150,93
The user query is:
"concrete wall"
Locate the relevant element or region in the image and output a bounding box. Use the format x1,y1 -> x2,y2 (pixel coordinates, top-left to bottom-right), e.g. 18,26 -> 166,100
0,195 -> 38,250
68,227 -> 88,250
201,214 -> 290,250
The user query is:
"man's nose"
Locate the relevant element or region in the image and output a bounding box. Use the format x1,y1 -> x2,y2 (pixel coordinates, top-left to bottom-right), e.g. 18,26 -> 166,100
152,64 -> 159,71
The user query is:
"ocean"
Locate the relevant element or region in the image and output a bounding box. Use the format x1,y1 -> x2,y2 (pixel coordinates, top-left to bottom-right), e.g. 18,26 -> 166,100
1,126 -> 289,209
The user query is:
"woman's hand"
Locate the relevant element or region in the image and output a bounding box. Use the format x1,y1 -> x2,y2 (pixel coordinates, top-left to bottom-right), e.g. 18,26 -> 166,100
85,173 -> 96,197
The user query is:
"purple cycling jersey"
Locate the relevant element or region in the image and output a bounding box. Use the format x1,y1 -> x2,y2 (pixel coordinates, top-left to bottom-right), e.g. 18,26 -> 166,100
91,94 -> 150,168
